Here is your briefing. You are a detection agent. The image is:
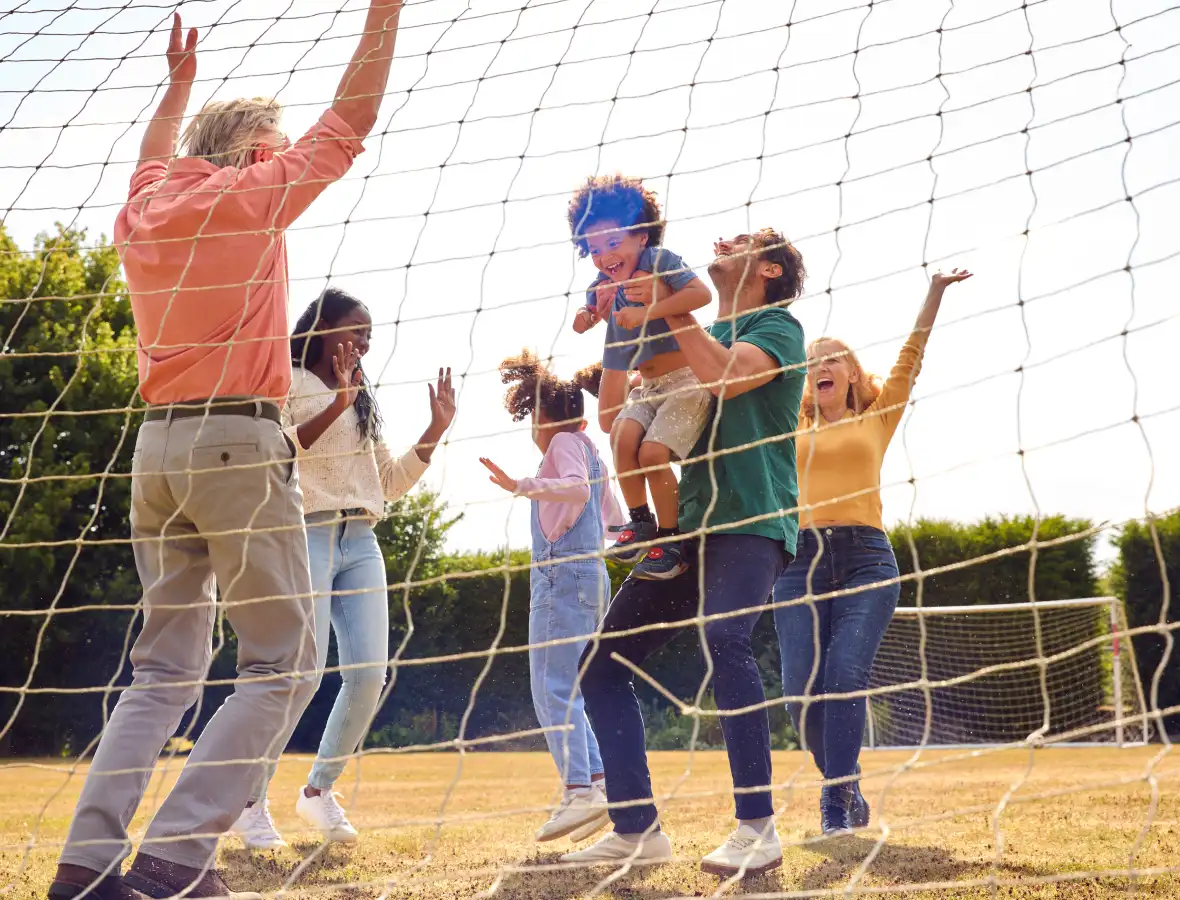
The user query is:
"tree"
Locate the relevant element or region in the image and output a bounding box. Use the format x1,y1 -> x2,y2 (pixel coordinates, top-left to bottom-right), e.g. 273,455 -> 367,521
1111,512 -> 1179,736
888,515 -> 1097,607
0,223 -> 141,756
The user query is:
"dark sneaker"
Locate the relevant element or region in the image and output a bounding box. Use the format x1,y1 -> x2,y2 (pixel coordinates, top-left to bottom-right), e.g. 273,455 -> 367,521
607,520 -> 657,564
850,785 -> 870,828
819,784 -> 855,837
49,866 -> 149,900
631,541 -> 689,581
125,854 -> 262,900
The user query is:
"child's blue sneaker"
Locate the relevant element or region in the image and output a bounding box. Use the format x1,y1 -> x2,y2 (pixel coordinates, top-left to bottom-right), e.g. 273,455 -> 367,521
607,520 -> 657,564
631,541 -> 689,581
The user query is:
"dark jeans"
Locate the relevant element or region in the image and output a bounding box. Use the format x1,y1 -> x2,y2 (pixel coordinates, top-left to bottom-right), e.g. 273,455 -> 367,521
772,526 -> 899,781
579,534 -> 788,833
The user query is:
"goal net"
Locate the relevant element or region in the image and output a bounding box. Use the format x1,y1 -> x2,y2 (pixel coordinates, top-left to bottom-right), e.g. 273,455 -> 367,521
866,597 -> 1151,748
1,0 -> 1178,898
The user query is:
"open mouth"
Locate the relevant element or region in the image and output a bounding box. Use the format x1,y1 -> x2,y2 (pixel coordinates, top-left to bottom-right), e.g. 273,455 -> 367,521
816,377 -> 835,392
605,261 -> 623,278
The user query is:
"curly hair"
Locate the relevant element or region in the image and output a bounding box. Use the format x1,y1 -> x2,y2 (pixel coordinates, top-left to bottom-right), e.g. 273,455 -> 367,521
291,288 -> 383,443
567,174 -> 664,257
751,227 -> 807,305
799,337 -> 883,426
500,349 -> 602,424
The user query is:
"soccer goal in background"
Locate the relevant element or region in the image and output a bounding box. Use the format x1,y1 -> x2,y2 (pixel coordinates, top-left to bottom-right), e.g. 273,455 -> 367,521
865,597 -> 1151,749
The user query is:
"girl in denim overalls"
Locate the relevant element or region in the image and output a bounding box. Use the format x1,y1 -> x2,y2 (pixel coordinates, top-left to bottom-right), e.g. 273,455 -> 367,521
480,350 -> 625,845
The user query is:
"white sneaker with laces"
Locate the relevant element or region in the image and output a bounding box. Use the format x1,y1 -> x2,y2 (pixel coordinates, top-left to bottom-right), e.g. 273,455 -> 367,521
699,823 -> 783,877
566,784 -> 610,843
229,800 -> 287,850
535,787 -> 608,842
295,789 -> 359,844
559,830 -> 672,865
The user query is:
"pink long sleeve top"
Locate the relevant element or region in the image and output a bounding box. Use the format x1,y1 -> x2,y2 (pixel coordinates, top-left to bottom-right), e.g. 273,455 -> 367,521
513,432 -> 625,543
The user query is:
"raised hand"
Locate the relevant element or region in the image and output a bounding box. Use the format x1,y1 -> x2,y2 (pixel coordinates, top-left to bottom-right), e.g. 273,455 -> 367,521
331,341 -> 362,409
479,457 -> 518,494
931,267 -> 973,291
427,367 -> 456,434
166,12 -> 198,85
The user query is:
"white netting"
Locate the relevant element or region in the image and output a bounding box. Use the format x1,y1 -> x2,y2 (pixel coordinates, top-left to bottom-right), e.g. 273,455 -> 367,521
1,0 -> 1178,898
867,597 -> 1150,747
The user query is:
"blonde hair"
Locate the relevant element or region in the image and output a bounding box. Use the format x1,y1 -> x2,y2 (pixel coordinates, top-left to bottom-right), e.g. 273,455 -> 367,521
179,98 -> 282,169
799,337 -> 883,426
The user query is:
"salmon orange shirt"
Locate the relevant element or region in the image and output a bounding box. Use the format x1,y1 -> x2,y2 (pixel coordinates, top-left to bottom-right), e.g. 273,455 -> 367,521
114,109 -> 365,405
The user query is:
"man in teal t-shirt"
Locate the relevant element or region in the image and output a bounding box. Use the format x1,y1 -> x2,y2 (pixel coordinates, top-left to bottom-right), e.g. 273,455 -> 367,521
568,229 -> 806,878
677,300 -> 804,552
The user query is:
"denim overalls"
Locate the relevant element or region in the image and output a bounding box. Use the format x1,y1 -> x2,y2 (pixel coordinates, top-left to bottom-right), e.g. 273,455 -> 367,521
528,441 -> 608,785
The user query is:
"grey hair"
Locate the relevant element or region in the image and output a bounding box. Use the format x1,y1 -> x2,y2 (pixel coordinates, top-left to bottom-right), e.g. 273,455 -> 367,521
179,97 -> 283,169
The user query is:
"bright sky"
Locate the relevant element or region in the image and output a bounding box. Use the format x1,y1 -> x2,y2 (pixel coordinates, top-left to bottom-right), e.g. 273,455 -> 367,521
1,0 -> 1177,569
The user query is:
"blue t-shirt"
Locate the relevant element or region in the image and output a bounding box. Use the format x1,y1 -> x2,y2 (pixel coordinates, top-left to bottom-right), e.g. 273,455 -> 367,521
587,245 -> 698,371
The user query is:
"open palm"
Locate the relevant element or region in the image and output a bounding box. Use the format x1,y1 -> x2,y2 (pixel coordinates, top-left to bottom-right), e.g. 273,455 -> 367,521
166,13 -> 198,85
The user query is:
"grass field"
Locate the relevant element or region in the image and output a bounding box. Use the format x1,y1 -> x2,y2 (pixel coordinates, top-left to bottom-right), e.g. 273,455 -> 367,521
1,747 -> 1177,899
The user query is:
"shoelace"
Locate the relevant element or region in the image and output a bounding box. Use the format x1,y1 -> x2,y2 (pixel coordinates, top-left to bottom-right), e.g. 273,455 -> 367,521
724,831 -> 763,851
322,792 -> 350,827
545,791 -> 581,823
258,803 -> 280,831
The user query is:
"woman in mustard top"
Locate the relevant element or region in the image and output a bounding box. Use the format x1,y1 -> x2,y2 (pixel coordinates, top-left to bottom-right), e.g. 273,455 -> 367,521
774,268 -> 972,836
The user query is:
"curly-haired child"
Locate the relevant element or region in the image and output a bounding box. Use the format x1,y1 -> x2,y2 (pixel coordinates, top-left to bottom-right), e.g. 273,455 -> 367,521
479,350 -> 623,844
568,174 -> 712,580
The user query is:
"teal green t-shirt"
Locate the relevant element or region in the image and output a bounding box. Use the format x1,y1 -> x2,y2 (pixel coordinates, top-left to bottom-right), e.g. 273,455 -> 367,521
678,305 -> 806,554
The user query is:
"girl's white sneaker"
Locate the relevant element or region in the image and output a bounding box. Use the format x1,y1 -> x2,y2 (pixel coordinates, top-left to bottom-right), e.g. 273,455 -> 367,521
535,787 -> 608,842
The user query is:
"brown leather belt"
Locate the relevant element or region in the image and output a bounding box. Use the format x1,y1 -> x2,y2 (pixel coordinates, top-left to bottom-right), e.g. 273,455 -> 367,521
143,398 -> 281,425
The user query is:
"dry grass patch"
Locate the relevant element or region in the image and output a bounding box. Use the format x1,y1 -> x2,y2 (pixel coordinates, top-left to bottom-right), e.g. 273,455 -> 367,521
1,748 -> 1176,898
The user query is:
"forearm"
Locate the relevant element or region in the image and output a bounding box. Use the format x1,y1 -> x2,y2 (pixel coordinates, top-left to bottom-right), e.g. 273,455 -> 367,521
415,422 -> 445,463
139,81 -> 192,166
646,280 -> 710,320
514,476 -> 590,504
911,282 -> 947,348
332,0 -> 403,137
296,400 -> 349,449
666,313 -> 737,387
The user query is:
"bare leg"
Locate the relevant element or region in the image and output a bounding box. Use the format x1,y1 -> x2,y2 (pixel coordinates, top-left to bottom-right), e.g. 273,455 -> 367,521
638,440 -> 677,530
611,418 -> 647,511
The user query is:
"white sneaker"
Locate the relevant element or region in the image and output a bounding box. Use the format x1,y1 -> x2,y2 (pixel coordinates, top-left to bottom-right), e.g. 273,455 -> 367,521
699,823 -> 783,877
560,830 -> 672,866
535,787 -> 609,842
229,800 -> 286,850
295,789 -> 359,844
566,784 -> 610,843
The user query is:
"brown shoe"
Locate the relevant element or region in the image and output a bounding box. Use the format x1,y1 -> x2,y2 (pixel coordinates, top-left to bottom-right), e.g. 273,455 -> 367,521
124,855 -> 261,900
48,864 -> 149,900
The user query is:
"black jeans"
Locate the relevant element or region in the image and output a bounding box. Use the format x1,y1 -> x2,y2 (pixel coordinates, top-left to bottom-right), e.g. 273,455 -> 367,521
579,534 -> 788,833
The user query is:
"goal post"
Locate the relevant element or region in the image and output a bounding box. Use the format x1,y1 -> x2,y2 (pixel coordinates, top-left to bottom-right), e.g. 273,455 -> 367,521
865,597 -> 1150,750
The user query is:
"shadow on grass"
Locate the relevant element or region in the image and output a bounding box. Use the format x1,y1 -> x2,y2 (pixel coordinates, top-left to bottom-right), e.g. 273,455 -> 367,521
489,849 -> 788,900
798,833 -> 1051,892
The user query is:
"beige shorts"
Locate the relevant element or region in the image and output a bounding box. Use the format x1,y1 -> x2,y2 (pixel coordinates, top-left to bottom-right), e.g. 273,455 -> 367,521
616,366 -> 713,461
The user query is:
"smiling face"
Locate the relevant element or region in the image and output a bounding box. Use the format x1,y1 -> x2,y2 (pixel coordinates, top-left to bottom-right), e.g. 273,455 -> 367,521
807,338 -> 859,412
321,305 -> 373,360
585,219 -> 648,283
707,233 -> 781,295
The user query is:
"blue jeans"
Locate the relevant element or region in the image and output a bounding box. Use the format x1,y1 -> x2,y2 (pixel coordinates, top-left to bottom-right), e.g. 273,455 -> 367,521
251,510 -> 389,799
773,526 -> 899,781
580,535 -> 787,833
530,558 -> 606,786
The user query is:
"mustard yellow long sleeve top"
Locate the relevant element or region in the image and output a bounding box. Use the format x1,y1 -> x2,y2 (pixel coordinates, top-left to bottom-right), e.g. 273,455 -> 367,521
797,332 -> 925,532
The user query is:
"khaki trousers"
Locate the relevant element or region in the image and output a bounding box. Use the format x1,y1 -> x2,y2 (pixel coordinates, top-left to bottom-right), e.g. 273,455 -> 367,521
60,413 -> 316,871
